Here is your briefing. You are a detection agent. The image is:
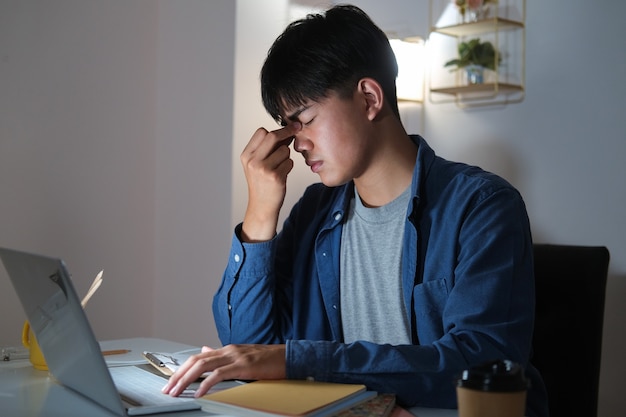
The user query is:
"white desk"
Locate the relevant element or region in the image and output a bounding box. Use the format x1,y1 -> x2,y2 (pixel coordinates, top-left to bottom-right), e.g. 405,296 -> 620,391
0,338 -> 211,417
0,337 -> 456,417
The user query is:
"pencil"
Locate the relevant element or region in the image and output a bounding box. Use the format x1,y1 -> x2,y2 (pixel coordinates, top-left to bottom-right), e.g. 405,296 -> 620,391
102,349 -> 131,356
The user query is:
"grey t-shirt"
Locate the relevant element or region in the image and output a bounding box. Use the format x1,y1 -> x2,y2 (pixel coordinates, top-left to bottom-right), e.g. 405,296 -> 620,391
340,185 -> 412,345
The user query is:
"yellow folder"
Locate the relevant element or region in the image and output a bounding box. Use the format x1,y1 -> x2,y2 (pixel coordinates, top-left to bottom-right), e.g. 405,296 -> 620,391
197,379 -> 374,417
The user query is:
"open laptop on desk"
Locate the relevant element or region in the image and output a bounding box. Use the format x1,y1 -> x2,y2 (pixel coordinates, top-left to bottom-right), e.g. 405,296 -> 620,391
0,247 -> 205,416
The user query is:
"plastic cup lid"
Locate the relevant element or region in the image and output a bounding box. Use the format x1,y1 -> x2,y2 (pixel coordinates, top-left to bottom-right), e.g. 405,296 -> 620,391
457,359 -> 530,392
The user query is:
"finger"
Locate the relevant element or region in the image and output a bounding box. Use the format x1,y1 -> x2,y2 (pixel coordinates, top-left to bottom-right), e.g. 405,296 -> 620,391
276,122 -> 301,149
272,154 -> 295,179
263,141 -> 293,171
241,127 -> 270,157
194,364 -> 240,398
168,360 -> 214,397
243,123 -> 301,159
241,136 -> 295,185
166,352 -> 232,397
162,351 -> 213,395
275,121 -> 301,143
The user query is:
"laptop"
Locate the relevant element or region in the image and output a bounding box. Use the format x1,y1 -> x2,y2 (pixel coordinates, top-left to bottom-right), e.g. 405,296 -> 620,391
0,247 -> 207,416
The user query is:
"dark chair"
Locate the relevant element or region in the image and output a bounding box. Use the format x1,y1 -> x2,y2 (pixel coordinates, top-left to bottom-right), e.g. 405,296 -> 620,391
531,244 -> 610,417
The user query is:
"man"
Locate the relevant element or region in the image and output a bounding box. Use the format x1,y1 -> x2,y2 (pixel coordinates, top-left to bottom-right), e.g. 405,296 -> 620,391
163,5 -> 548,416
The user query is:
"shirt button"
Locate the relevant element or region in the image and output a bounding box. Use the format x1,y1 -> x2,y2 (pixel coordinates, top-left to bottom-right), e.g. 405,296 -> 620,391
234,254 -> 241,263
228,304 -> 232,310
334,213 -> 342,221
332,305 -> 337,309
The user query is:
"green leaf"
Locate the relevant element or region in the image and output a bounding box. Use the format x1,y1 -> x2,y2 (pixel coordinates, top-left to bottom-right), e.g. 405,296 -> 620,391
443,38 -> 501,71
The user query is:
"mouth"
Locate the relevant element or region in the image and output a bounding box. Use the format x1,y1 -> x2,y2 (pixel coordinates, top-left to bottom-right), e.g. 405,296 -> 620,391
306,159 -> 323,173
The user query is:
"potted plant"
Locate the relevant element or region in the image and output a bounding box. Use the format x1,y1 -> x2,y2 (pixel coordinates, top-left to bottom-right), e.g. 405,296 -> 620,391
443,38 -> 501,84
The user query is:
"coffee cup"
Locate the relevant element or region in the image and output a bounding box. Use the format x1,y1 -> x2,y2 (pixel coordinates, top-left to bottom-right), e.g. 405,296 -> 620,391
456,359 -> 529,417
22,321 -> 48,370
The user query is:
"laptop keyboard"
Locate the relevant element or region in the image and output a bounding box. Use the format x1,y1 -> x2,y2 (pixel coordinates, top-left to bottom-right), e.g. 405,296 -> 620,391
109,365 -> 196,406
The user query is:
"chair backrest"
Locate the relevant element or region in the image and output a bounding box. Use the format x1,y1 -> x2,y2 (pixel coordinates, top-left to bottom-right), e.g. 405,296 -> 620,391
532,244 -> 610,417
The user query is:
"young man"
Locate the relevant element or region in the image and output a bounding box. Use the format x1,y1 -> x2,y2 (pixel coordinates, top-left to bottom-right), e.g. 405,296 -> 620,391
163,5 -> 548,416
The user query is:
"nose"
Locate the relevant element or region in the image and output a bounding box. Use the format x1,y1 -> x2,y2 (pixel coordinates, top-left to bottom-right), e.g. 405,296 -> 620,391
293,134 -> 310,154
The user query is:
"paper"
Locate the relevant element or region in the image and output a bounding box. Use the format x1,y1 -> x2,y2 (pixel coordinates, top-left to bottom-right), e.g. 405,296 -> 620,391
142,348 -> 209,377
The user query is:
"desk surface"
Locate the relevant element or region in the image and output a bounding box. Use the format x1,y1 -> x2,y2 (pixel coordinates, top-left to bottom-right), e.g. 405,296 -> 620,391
0,337 -> 456,417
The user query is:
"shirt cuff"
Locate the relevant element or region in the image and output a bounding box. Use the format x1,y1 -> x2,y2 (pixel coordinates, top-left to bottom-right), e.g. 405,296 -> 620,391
286,340 -> 333,381
227,223 -> 277,277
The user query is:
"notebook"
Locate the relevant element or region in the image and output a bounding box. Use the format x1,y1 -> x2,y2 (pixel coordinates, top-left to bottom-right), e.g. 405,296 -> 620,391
196,379 -> 376,417
0,247 -> 212,416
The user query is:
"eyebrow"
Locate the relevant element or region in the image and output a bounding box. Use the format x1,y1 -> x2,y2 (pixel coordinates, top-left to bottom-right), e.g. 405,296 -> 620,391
284,106 -> 310,124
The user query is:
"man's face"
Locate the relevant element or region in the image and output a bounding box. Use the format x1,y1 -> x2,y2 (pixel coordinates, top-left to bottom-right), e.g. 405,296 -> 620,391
280,90 -> 377,187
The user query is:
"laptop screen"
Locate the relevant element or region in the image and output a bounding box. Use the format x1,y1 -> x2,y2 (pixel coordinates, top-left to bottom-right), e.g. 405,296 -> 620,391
0,248 -> 126,416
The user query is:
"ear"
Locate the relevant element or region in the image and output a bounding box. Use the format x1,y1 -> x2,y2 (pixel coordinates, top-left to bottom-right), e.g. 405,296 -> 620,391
356,78 -> 385,121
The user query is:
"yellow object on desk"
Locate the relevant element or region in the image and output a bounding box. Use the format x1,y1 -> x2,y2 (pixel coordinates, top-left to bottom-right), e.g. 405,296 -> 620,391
21,321 -> 47,371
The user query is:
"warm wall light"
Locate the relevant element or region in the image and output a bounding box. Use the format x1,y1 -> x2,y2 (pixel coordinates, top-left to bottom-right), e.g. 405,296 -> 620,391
390,37 -> 426,102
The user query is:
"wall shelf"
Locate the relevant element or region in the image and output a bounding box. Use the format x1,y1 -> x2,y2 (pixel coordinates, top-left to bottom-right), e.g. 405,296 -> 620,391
432,17 -> 524,37
430,82 -> 523,95
428,0 -> 526,107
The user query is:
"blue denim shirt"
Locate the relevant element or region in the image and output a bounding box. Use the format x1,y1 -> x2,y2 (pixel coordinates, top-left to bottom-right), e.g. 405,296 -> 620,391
214,136 -> 548,417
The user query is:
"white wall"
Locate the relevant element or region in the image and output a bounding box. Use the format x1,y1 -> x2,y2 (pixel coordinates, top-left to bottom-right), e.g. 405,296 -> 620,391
0,0 -> 159,343
152,0 -> 235,347
0,0 -> 235,349
1,0 -> 624,415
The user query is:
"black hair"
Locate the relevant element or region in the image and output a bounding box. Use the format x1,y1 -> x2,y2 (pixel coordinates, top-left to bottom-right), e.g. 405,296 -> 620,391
261,4 -> 400,124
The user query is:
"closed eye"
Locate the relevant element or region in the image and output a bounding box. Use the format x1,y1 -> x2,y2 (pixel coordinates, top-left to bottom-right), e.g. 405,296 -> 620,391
303,117 -> 315,126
